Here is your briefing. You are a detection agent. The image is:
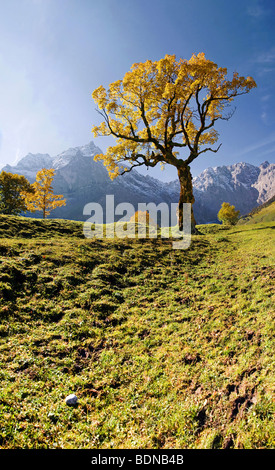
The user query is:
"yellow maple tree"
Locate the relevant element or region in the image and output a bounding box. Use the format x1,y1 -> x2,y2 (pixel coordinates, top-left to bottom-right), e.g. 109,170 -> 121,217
218,202 -> 240,225
129,210 -> 158,226
91,53 -> 256,233
23,168 -> 66,218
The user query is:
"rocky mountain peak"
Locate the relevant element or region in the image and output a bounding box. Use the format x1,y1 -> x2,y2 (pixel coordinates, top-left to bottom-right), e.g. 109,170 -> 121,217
52,141 -> 102,170
14,152 -> 53,170
252,161 -> 275,203
260,161 -> 270,170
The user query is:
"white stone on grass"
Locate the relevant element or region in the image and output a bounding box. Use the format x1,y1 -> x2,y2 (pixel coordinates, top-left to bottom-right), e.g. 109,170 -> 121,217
65,394 -> 78,406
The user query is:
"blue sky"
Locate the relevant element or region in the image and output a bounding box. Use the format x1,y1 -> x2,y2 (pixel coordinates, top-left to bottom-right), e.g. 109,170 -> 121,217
0,0 -> 275,181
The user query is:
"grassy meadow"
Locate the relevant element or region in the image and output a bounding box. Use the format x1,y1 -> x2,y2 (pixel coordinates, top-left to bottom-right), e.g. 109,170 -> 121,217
0,213 -> 274,449
238,199 -> 275,225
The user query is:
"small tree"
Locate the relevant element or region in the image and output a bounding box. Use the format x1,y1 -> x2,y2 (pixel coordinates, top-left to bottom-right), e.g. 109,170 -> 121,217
218,202 -> 240,225
129,210 -> 157,226
23,168 -> 66,218
91,53 -> 256,234
0,171 -> 34,215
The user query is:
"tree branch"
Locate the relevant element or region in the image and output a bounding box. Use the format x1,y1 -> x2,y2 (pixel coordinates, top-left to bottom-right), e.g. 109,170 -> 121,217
140,102 -> 166,154
180,93 -> 194,152
197,143 -> 222,156
96,108 -> 148,145
120,152 -> 162,175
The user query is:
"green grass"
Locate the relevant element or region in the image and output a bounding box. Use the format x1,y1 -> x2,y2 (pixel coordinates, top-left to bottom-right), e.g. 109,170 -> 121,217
238,199 -> 275,225
0,214 -> 274,448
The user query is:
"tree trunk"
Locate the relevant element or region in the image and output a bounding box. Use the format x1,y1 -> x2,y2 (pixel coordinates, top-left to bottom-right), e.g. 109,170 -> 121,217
177,164 -> 197,234
43,194 -> 46,219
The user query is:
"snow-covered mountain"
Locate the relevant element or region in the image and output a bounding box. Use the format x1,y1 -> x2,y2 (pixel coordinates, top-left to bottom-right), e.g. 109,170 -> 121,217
4,153 -> 53,181
193,161 -> 274,222
1,142 -> 177,221
252,161 -> 275,204
1,141 -> 274,223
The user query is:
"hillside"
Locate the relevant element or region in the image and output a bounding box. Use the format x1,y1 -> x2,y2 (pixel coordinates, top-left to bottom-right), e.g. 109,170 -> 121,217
238,196 -> 275,225
0,216 -> 274,449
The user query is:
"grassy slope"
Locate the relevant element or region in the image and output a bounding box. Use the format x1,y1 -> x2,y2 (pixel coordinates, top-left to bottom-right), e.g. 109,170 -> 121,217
0,215 -> 274,449
238,198 -> 275,225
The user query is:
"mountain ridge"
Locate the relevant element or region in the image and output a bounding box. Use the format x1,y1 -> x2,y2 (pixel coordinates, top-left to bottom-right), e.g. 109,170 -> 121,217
1,141 -> 274,223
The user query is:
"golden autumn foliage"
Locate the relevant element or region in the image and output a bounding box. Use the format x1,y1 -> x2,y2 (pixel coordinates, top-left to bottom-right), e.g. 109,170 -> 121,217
218,202 -> 240,226
92,53 -> 256,232
129,210 -> 158,227
22,168 -> 66,219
